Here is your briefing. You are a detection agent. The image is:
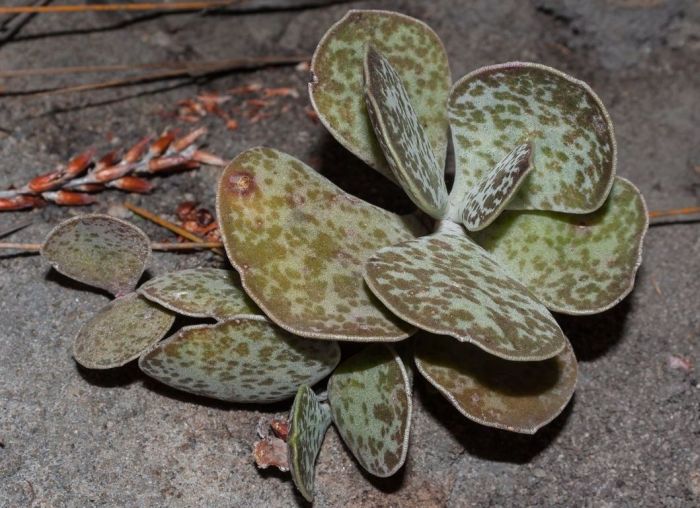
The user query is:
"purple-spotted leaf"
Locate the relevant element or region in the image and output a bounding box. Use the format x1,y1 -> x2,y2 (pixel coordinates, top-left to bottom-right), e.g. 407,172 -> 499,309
448,62 -> 616,214
139,268 -> 260,321
288,385 -> 332,503
471,177 -> 648,314
460,143 -> 533,231
310,10 -> 451,180
42,214 -> 150,297
415,333 -> 577,434
364,223 -> 566,361
216,147 -> 424,342
327,344 -> 411,478
73,292 -> 174,369
364,46 -> 448,218
138,318 -> 341,403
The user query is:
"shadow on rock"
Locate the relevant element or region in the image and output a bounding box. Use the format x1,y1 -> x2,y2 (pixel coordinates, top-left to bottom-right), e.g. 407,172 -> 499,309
556,297 -> 632,362
417,380 -> 574,465
311,131 -> 416,215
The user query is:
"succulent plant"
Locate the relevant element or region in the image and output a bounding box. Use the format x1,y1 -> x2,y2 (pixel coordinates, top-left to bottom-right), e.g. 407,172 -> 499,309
38,9 -> 648,503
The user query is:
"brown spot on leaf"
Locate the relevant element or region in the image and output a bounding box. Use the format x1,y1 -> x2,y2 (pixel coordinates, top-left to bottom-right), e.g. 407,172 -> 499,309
227,171 -> 257,197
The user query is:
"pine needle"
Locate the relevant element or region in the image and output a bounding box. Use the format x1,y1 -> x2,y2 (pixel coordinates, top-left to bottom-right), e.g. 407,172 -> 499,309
0,2 -> 236,14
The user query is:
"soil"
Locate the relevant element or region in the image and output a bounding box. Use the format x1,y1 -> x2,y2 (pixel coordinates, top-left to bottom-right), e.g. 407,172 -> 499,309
1,1 -> 699,506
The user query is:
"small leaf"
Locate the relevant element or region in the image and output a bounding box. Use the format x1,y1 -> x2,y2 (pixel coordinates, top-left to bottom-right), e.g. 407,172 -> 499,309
460,143 -> 533,231
310,9 -> 451,180
363,45 -> 448,218
471,177 -> 648,314
139,318 -> 341,403
216,147 -> 423,342
328,344 -> 411,478
139,268 -> 260,321
73,292 -> 174,369
288,385 -> 332,502
414,333 -> 577,434
42,214 -> 150,297
364,225 -> 566,361
448,62 -> 616,214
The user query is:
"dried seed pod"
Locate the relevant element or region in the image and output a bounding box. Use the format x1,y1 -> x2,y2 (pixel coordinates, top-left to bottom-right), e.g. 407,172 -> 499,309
148,155 -> 191,172
66,149 -> 95,177
150,131 -> 176,157
43,190 -> 96,206
176,201 -> 198,221
172,127 -> 207,152
191,150 -> 225,166
107,176 -> 154,193
28,168 -> 65,193
124,136 -> 152,163
0,195 -> 46,211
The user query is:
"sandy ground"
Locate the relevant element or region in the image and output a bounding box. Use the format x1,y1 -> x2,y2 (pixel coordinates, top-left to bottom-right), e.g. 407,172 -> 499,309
1,0 -> 699,506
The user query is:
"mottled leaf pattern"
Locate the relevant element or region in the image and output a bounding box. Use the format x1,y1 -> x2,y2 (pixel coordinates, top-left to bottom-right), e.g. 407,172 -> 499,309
139,319 -> 341,403
288,385 -> 332,502
216,147 -> 423,341
310,10 -> 451,179
415,334 -> 577,434
471,177 -> 648,314
448,62 -> 616,213
328,344 -> 411,477
73,292 -> 174,369
42,214 -> 150,297
139,268 -> 260,321
364,45 -> 448,218
364,224 -> 566,360
460,143 -> 532,231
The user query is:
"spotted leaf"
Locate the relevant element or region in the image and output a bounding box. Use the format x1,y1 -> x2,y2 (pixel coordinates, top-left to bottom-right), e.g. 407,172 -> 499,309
364,223 -> 566,360
364,46 -> 448,218
139,268 -> 260,321
288,385 -> 332,503
216,147 -> 423,342
139,318 -> 341,403
448,62 -> 616,214
471,177 -> 648,314
73,292 -> 174,369
460,142 -> 533,231
310,9 -> 451,180
42,214 -> 150,297
415,333 -> 577,434
328,344 -> 411,477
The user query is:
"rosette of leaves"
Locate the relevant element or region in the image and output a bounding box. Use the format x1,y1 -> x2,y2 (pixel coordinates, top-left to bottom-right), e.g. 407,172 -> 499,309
214,9 -> 648,500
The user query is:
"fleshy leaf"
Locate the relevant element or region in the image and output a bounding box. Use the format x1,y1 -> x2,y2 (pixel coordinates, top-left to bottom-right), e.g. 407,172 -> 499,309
288,385 -> 332,503
364,224 -> 566,361
461,142 -> 533,231
363,45 -> 448,218
471,177 -> 648,314
414,333 -> 577,434
216,147 -> 423,342
73,292 -> 174,369
139,268 -> 260,321
448,62 -> 616,214
139,318 -> 341,403
327,344 -> 411,478
309,9 -> 451,180
42,214 -> 150,297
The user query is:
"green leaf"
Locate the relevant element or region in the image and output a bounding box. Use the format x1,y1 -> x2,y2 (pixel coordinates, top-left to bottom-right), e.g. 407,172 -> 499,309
328,344 -> 411,478
139,318 -> 341,403
471,177 -> 648,314
414,333 -> 577,434
448,62 -> 616,214
310,9 -> 451,180
73,292 -> 174,369
42,214 -> 150,297
139,268 -> 260,321
363,45 -> 448,218
364,224 -> 566,361
288,385 -> 332,503
216,147 -> 423,342
460,142 -> 533,231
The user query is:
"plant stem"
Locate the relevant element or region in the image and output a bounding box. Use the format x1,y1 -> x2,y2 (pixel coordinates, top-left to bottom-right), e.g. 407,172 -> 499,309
648,206 -> 700,219
0,2 -> 236,14
0,241 -> 223,253
124,202 -> 225,256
